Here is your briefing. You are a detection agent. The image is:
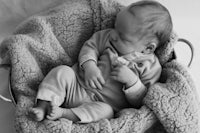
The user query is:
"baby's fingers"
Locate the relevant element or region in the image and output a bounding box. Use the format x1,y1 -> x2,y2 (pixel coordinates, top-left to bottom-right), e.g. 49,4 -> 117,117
89,80 -> 97,89
110,72 -> 119,81
110,71 -> 118,76
110,75 -> 118,81
94,79 -> 103,90
98,75 -> 105,85
85,80 -> 90,88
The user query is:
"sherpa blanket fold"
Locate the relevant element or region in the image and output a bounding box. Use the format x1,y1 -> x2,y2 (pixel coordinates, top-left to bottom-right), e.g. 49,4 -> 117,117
0,0 -> 199,132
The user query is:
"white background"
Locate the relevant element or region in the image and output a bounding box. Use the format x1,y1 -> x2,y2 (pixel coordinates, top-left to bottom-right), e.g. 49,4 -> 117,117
0,0 -> 199,132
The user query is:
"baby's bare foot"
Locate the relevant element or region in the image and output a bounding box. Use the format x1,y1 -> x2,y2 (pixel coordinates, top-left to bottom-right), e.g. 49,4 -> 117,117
47,104 -> 63,120
29,107 -> 45,121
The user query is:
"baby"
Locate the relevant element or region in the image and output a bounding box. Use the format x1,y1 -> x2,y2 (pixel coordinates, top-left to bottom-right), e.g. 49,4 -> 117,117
29,0 -> 172,123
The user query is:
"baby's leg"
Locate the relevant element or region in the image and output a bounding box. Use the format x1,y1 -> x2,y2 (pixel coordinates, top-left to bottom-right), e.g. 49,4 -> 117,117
29,100 -> 51,121
47,103 -> 79,122
29,65 -> 80,121
71,102 -> 114,123
47,102 -> 114,123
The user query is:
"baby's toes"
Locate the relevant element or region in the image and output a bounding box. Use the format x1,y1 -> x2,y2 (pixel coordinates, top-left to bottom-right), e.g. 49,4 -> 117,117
47,113 -> 56,120
29,108 -> 38,117
28,109 -> 35,117
29,108 -> 45,121
29,108 -> 36,113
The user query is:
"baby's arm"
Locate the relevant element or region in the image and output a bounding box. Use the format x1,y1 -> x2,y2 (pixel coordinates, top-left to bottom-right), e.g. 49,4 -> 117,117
79,30 -> 109,89
82,60 -> 105,90
110,64 -> 146,108
110,64 -> 137,87
123,79 -> 147,108
124,55 -> 162,108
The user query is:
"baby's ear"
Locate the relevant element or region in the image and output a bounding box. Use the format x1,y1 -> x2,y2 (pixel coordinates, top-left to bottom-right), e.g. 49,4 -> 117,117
143,43 -> 157,54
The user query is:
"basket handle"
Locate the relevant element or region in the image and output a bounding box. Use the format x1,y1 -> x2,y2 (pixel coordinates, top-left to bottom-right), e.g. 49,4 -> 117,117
177,38 -> 194,67
0,64 -> 16,105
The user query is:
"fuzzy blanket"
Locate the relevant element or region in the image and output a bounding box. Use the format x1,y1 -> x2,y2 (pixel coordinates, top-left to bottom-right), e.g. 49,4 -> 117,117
0,0 -> 199,132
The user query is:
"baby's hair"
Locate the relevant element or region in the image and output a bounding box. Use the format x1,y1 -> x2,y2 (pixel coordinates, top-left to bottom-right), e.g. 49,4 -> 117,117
128,0 -> 173,47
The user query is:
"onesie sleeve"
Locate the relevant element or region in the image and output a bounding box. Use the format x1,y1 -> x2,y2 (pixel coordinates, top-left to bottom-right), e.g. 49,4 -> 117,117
78,29 -> 111,67
123,78 -> 147,108
123,54 -> 161,108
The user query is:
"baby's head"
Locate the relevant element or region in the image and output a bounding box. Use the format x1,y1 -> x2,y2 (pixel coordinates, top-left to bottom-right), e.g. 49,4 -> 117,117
109,0 -> 173,55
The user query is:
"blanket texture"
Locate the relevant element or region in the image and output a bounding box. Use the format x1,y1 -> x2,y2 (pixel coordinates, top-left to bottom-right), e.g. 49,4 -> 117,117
0,0 -> 199,132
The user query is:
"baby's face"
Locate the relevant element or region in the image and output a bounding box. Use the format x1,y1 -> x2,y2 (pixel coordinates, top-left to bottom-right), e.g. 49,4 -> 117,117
109,6 -> 151,55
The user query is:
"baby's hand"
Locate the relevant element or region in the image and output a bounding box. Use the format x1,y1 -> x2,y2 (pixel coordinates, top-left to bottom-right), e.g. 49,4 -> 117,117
110,64 -> 138,88
83,61 -> 105,90
114,57 -> 129,66
106,48 -> 129,67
